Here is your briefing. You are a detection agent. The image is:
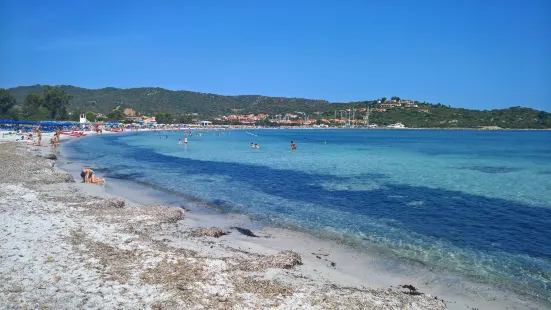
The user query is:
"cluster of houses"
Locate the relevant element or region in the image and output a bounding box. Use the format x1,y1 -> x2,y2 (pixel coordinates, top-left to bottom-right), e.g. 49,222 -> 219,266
215,113 -> 317,125
369,99 -> 430,113
378,99 -> 417,108
122,108 -> 157,124
215,113 -> 269,124
110,98 -> 429,126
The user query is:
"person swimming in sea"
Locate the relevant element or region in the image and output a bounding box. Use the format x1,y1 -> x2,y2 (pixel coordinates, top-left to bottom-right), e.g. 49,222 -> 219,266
255,143 -> 260,149
178,139 -> 182,145
290,141 -> 296,151
250,142 -> 255,148
184,137 -> 188,144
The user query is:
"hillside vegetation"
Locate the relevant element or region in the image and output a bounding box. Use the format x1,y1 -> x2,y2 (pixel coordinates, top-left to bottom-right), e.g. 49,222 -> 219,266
8,85 -> 330,116
5,85 -> 551,128
321,104 -> 551,129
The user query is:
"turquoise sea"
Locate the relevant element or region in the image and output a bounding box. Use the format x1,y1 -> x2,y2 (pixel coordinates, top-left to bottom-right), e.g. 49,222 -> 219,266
66,129 -> 551,303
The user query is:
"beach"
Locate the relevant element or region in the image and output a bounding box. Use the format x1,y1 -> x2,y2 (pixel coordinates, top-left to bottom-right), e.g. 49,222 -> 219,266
0,134 -> 547,310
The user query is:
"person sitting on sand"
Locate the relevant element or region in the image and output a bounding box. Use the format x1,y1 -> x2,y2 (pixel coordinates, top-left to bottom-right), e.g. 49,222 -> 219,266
81,168 -> 105,184
80,168 -> 93,183
89,174 -> 106,184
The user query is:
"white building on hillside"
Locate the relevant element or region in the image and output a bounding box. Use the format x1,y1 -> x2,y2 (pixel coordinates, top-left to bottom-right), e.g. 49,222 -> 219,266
198,120 -> 212,127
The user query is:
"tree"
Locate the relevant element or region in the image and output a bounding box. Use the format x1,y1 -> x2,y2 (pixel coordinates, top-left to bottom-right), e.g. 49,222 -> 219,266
391,96 -> 401,101
155,112 -> 173,124
538,111 -> 549,120
0,88 -> 16,116
107,108 -> 124,122
381,97 -> 387,103
86,111 -> 96,122
22,93 -> 44,118
176,114 -> 193,124
42,86 -> 73,120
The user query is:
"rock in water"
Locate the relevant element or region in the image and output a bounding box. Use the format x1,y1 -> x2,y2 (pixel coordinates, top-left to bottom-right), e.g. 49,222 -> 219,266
43,154 -> 57,160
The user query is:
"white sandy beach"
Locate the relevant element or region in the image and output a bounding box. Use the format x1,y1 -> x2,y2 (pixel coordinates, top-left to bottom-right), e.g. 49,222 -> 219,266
0,139 -> 545,310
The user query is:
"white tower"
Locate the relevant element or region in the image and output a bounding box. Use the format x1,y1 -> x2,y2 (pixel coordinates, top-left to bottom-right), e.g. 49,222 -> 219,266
79,113 -> 88,124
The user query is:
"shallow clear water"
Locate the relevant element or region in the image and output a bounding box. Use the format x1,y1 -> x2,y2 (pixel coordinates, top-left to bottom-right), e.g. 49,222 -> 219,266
66,129 -> 551,302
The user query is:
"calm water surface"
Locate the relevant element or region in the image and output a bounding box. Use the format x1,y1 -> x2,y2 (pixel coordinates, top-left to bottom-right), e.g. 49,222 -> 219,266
66,129 -> 551,302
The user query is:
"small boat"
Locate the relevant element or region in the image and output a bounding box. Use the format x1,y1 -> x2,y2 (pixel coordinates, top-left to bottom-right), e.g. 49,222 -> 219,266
386,122 -> 406,129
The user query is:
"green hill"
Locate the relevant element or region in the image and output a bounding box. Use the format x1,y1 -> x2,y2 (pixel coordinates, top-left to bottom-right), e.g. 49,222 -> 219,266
363,105 -> 551,129
6,85 -> 551,128
7,85 -> 330,117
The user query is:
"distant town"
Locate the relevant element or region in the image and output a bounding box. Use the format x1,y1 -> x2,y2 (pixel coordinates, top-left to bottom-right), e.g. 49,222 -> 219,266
111,98 -> 429,128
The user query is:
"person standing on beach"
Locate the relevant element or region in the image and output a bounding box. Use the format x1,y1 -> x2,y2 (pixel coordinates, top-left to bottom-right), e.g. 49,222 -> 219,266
50,135 -> 59,149
55,127 -> 61,143
37,127 -> 42,146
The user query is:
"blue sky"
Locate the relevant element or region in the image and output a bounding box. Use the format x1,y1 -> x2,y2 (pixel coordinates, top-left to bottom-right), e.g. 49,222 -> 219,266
1,0 -> 550,110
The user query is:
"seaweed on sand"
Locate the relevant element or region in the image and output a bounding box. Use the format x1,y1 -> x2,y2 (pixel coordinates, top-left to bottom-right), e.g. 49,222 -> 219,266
190,227 -> 226,238
232,276 -> 293,298
230,226 -> 258,237
399,284 -> 423,296
233,250 -> 303,271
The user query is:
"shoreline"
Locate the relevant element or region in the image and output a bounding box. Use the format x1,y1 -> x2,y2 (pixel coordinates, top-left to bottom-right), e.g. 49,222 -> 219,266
58,136 -> 547,309
0,140 -> 546,309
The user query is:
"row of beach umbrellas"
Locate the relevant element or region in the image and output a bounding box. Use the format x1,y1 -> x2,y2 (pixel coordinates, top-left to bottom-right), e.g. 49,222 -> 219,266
0,119 -> 77,127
